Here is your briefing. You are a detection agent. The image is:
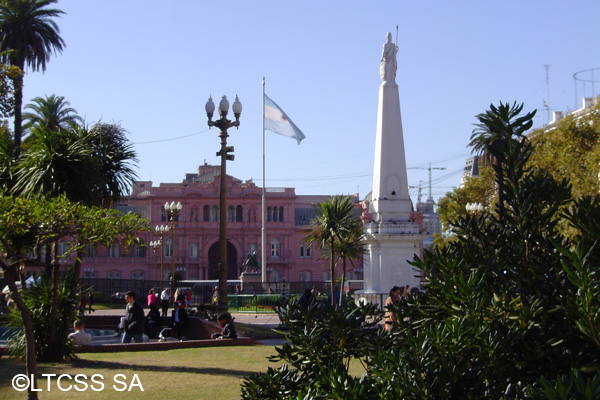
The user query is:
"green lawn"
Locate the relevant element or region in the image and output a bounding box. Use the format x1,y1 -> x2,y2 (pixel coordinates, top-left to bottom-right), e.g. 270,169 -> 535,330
0,345 -> 279,400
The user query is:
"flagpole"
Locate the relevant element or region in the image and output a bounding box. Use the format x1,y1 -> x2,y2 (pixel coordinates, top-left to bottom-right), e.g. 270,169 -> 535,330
261,77 -> 267,284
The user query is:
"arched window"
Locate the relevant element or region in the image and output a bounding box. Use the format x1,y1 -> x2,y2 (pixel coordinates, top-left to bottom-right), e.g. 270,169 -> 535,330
236,205 -> 243,222
210,205 -> 219,222
270,238 -> 280,257
267,206 -> 272,222
227,205 -> 235,222
279,206 -> 284,222
203,205 -> 210,222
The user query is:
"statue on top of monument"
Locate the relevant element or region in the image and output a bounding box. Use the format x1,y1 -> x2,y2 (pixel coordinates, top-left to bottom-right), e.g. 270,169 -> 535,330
380,32 -> 398,83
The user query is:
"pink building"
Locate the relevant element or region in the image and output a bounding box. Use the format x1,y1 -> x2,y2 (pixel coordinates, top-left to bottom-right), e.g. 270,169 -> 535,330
80,163 -> 363,284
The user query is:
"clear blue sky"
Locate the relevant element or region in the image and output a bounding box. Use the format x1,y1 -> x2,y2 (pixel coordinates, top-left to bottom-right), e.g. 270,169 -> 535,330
22,0 -> 600,206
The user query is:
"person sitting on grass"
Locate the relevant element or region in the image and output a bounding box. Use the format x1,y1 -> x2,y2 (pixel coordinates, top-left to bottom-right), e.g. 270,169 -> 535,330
212,313 -> 237,339
68,320 -> 93,346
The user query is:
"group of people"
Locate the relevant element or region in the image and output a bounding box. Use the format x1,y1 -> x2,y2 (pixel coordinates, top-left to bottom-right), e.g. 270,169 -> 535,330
78,290 -> 94,315
67,286 -> 239,346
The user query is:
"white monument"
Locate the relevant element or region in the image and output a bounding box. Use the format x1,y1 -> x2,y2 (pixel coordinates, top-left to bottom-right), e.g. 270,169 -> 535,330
362,32 -> 425,294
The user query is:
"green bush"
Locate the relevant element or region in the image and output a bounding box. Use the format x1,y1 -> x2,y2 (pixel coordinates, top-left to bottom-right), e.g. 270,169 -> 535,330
6,271 -> 78,362
241,103 -> 600,399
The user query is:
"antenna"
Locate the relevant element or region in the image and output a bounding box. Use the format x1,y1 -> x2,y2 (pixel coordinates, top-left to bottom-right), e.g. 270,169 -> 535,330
545,65 -> 551,123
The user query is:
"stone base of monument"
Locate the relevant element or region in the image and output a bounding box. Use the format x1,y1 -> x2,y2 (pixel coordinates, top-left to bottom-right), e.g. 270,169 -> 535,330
240,272 -> 263,293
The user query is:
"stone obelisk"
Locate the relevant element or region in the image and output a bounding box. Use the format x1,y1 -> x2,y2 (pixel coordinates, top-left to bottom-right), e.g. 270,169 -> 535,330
362,32 -> 424,294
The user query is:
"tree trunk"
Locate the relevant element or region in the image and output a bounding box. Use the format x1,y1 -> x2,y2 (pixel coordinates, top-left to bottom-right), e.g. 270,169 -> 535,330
5,266 -> 39,400
46,243 -> 59,361
339,257 -> 346,308
330,237 -> 336,309
12,71 -> 23,149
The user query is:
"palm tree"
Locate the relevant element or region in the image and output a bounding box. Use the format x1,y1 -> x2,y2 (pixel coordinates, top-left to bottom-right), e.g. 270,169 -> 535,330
305,196 -> 358,308
12,126 -> 98,201
23,94 -> 82,136
468,102 -> 536,212
0,0 -> 65,148
334,222 -> 364,308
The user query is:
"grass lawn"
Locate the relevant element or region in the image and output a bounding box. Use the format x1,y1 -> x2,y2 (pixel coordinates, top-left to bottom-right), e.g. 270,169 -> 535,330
0,345 -> 280,400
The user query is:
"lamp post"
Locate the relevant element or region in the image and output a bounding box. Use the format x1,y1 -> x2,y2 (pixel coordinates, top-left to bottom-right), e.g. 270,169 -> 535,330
164,201 -> 182,296
466,202 -> 484,213
149,240 -> 161,281
205,95 -> 242,314
155,224 -> 170,282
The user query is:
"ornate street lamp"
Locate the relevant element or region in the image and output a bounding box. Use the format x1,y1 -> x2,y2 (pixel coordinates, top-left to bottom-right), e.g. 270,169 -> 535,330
205,95 -> 242,313
149,240 -> 161,281
164,201 -> 182,296
155,224 -> 170,282
466,202 -> 484,213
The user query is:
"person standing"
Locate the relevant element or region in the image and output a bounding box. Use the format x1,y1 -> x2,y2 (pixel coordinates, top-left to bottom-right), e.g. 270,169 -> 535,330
122,291 -> 145,343
160,288 -> 170,317
384,286 -> 401,331
88,290 -> 95,314
147,288 -> 157,307
78,293 -> 87,315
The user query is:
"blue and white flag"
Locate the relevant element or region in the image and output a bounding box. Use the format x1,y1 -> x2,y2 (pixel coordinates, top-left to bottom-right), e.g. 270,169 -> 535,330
264,94 -> 305,145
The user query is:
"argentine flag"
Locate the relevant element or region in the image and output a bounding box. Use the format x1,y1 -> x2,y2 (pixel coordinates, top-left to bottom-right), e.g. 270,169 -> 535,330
264,94 -> 306,145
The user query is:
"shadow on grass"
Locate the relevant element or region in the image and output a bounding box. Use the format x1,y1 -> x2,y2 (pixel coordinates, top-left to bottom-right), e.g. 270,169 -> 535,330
70,359 -> 253,377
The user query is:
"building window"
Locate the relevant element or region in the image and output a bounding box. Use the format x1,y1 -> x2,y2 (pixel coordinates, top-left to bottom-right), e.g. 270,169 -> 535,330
132,271 -> 145,280
299,245 -> 305,258
83,244 -> 96,258
323,271 -> 330,281
203,205 -> 210,222
270,269 -> 281,282
279,206 -> 284,222
165,238 -> 172,257
227,205 -> 235,222
83,269 -> 96,279
108,271 -> 121,279
58,241 -> 68,257
299,271 -> 312,282
210,205 -> 219,222
270,238 -> 280,257
267,206 -> 272,222
272,206 -> 278,222
189,243 -> 198,259
108,244 -> 119,258
134,245 -> 146,258
306,245 -> 312,258
236,205 -> 243,222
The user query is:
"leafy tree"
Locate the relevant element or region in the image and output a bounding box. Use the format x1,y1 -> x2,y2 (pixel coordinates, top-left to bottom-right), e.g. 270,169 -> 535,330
305,196 -> 358,308
527,98 -> 600,200
0,192 -> 148,394
439,97 -> 600,242
0,0 -> 65,148
435,164 -> 495,243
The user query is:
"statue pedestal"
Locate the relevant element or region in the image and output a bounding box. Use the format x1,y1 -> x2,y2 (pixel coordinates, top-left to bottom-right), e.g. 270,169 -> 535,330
240,272 -> 262,293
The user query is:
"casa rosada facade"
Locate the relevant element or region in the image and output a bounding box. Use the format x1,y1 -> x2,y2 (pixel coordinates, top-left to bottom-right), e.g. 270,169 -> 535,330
78,163 -> 364,284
